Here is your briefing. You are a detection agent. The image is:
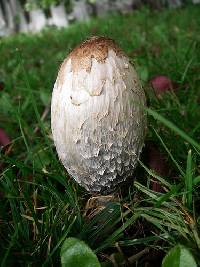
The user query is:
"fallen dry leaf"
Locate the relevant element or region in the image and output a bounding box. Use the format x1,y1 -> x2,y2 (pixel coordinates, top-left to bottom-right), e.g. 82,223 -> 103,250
150,75 -> 174,97
0,128 -> 11,146
147,142 -> 169,193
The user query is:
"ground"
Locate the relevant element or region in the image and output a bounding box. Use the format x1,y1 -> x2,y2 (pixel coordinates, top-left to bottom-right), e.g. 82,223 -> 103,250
0,5 -> 200,267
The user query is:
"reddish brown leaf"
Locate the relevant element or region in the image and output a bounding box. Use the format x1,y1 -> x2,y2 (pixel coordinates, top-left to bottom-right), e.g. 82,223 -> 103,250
147,143 -> 169,192
150,75 -> 174,96
0,128 -> 11,146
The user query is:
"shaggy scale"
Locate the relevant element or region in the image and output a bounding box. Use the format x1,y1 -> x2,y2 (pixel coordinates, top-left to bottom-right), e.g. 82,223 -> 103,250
51,37 -> 146,193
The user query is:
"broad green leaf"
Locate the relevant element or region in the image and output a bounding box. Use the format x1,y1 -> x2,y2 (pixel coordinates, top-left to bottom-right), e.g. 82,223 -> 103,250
61,237 -> 100,267
162,245 -> 197,267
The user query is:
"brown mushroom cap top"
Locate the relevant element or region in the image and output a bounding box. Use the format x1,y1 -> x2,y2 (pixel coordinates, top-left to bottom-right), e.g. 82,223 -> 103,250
68,36 -> 125,72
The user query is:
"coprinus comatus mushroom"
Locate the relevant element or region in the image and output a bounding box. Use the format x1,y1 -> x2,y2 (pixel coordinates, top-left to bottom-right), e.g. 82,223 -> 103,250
51,36 -> 147,193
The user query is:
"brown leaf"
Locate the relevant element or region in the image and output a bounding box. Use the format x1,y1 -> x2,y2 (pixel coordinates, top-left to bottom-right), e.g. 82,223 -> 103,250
150,75 -> 175,97
147,142 -> 169,193
0,128 -> 11,146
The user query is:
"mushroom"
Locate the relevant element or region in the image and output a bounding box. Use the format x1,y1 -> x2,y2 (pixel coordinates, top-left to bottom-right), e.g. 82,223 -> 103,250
51,36 -> 147,193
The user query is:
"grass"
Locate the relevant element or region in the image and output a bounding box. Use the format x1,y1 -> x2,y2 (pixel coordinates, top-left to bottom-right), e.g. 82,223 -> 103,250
0,5 -> 200,266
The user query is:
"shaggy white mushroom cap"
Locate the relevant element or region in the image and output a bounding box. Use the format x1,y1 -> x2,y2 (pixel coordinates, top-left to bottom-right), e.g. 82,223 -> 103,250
51,36 -> 146,193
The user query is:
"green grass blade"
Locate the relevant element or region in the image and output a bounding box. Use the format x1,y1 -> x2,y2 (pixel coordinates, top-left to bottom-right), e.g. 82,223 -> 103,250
138,160 -> 172,188
118,235 -> 164,247
185,150 -> 193,210
193,176 -> 200,186
134,181 -> 162,201
153,128 -> 185,176
95,212 -> 141,253
155,183 -> 183,208
42,216 -> 77,267
146,108 -> 200,151
1,228 -> 19,267
16,51 -> 63,174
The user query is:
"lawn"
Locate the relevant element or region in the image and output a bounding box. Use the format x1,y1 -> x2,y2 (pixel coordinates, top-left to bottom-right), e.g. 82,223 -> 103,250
0,5 -> 200,266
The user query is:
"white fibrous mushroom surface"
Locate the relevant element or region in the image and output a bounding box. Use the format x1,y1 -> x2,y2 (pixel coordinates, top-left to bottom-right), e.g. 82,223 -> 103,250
51,36 -> 147,193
